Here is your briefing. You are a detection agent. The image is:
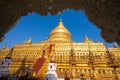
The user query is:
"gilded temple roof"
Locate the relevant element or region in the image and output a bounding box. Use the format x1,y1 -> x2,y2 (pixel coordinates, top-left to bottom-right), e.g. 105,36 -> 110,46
48,19 -> 72,42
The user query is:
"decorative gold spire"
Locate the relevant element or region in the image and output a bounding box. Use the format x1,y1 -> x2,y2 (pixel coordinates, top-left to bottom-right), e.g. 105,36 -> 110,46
8,45 -> 10,48
90,39 -> 93,43
28,37 -> 32,43
52,55 -> 54,61
48,19 -> 72,42
51,55 -> 55,62
84,35 -> 89,42
2,44 -> 6,49
49,55 -> 56,63
84,35 -> 92,43
85,35 -> 88,39
24,37 -> 32,44
6,47 -> 13,59
97,40 -> 100,43
104,42 -> 107,48
60,18 -> 62,22
113,42 -> 118,48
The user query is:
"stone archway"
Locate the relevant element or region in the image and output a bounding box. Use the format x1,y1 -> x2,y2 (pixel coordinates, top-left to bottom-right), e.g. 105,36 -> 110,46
0,0 -> 120,45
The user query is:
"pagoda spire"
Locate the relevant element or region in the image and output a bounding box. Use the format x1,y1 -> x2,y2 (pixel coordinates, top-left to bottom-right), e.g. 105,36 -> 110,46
6,47 -> 13,59
97,40 -> 100,43
50,55 -> 56,63
85,35 -> 88,39
24,37 -> 32,44
28,37 -> 32,43
8,45 -> 10,48
52,55 -> 55,61
90,39 -> 93,43
84,35 -> 91,43
0,47 -> 13,77
44,55 -> 58,80
48,18 -> 72,42
2,44 -> 6,49
113,42 -> 118,48
60,18 -> 62,22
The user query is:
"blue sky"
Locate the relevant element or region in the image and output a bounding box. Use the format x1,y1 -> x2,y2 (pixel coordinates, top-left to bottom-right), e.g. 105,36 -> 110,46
0,10 -> 113,48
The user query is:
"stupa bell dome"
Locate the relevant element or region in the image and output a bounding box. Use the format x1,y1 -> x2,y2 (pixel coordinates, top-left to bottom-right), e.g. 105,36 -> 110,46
48,19 -> 72,42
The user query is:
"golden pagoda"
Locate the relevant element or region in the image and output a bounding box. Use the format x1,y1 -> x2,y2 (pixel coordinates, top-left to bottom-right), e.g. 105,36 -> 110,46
0,19 -> 120,80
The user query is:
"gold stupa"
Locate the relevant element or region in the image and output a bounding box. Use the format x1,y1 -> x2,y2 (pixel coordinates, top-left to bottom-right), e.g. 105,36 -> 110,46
0,19 -> 120,80
48,19 -> 72,42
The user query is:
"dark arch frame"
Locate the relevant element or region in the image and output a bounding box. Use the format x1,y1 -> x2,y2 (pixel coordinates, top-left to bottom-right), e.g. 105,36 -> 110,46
0,0 -> 120,45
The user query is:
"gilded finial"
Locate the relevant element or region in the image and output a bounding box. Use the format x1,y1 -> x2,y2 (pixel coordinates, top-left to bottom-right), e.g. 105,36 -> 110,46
113,42 -> 118,48
60,18 -> 62,22
48,17 -> 72,42
24,37 -> 32,44
28,37 -> 32,43
97,40 -> 100,43
50,55 -> 56,63
104,42 -> 107,48
90,39 -> 93,43
84,35 -> 90,43
85,35 -> 88,39
2,44 -> 6,49
52,55 -> 55,61
8,45 -> 10,48
6,47 -> 13,59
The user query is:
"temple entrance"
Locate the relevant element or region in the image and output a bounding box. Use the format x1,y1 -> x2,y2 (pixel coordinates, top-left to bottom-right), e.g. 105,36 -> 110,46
65,77 -> 70,80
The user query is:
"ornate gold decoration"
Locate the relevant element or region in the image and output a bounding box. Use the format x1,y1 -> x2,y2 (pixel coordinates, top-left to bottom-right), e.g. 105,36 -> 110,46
0,20 -> 120,80
48,19 -> 72,42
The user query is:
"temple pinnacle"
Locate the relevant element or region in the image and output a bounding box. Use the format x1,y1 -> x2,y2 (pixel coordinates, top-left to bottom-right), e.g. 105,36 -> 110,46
60,18 -> 62,22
